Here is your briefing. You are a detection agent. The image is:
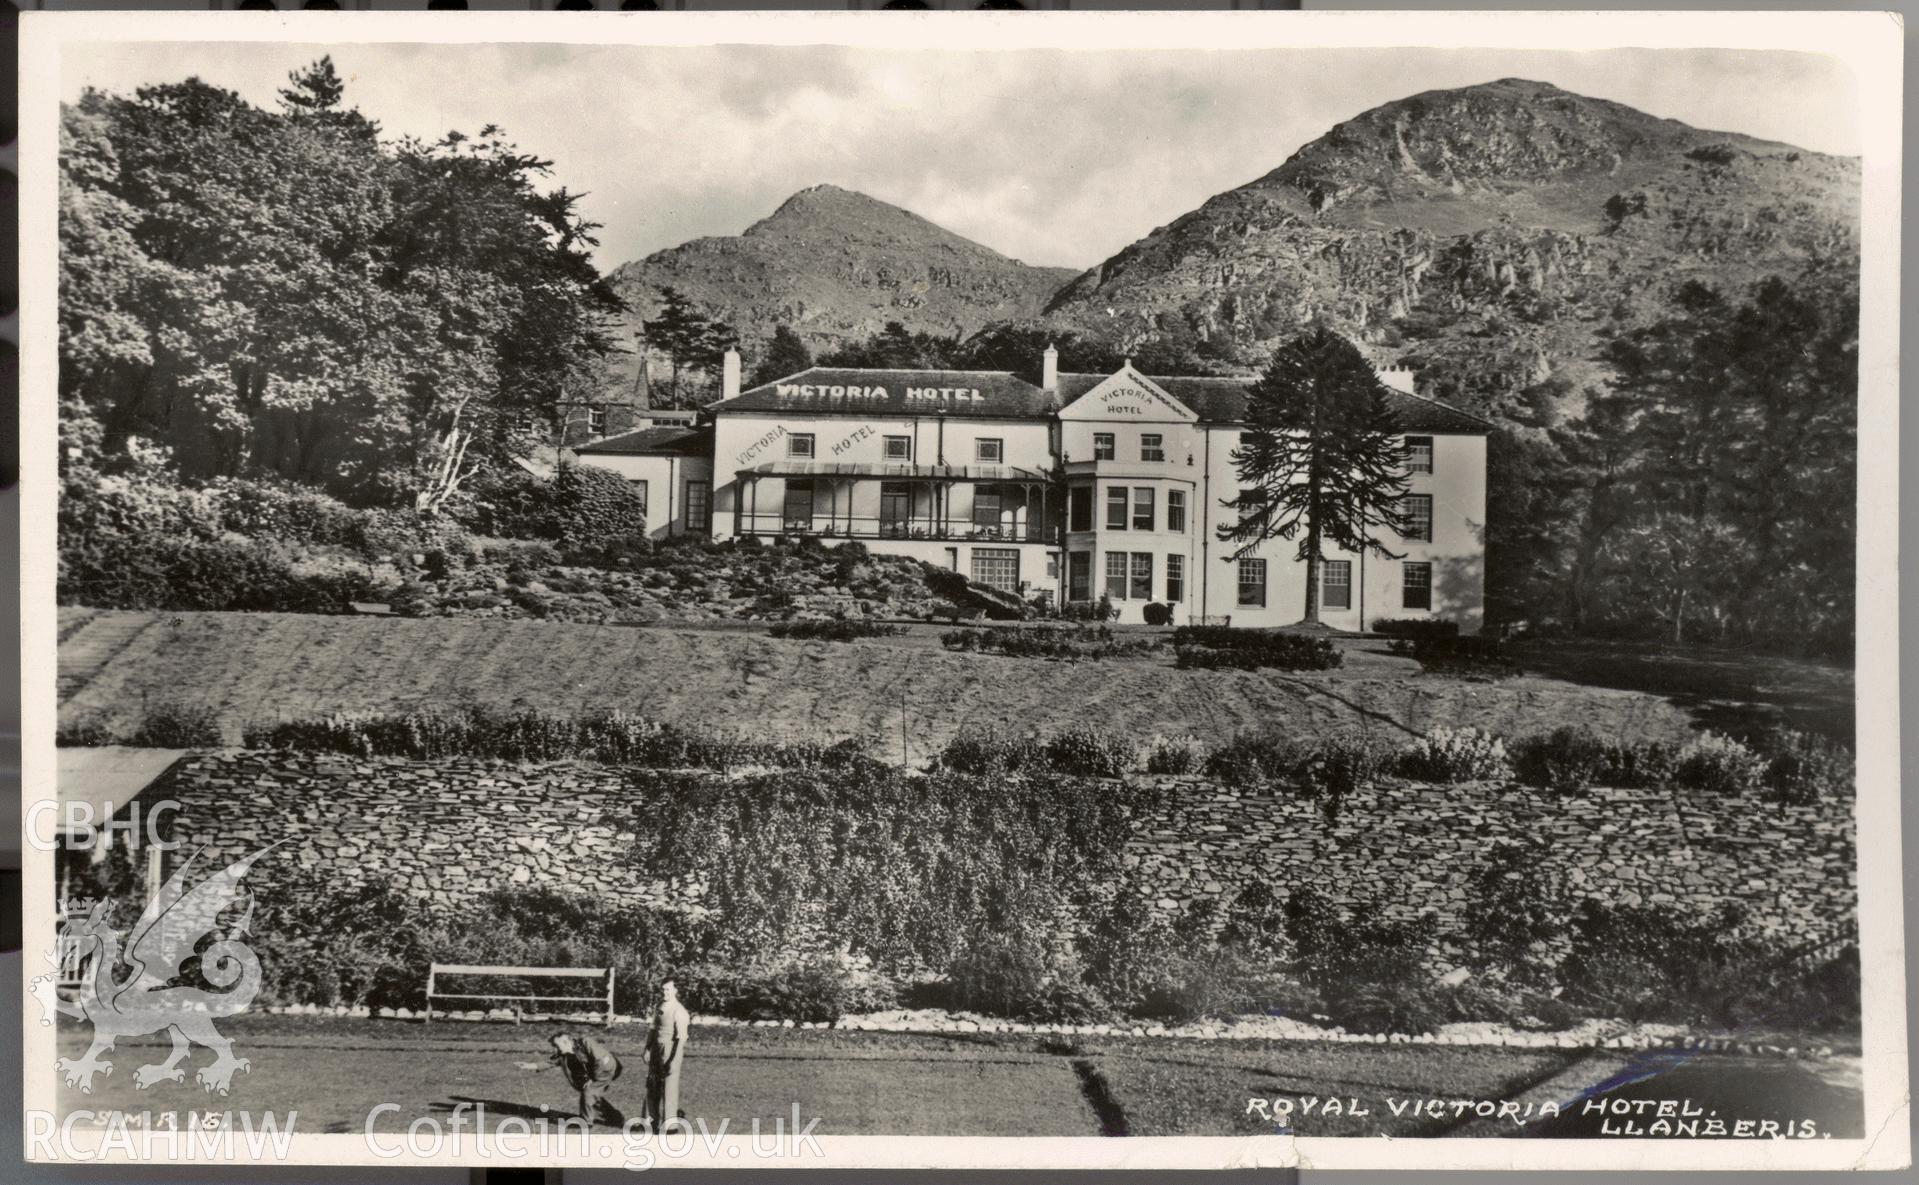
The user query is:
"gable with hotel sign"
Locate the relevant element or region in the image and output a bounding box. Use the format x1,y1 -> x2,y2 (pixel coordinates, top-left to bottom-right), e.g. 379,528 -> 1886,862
1057,370 -> 1198,423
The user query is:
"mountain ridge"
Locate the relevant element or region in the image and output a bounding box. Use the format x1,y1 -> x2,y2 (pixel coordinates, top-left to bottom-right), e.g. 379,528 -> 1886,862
1038,77 -> 1858,416
600,184 -> 1077,393
598,78 -> 1858,419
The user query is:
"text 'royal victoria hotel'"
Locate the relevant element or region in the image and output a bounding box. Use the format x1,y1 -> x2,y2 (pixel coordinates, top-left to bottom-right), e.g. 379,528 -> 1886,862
577,346 -> 1491,630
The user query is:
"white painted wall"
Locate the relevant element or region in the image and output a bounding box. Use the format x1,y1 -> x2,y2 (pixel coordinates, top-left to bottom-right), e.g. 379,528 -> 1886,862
1194,429 -> 1486,632
572,453 -> 716,540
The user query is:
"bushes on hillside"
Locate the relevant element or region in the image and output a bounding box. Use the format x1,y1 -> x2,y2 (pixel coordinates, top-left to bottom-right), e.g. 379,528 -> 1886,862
1398,726 -> 1511,783
935,723 -> 1136,778
936,725 -> 1047,775
1372,617 -> 1460,640
126,701 -> 226,748
940,623 -> 1159,660
1045,725 -> 1138,778
1286,887 -> 1446,1034
1059,594 -> 1120,623
1600,739 -> 1681,789
59,467 -> 459,614
1462,842 -> 1573,985
1201,730 -> 1392,813
690,954 -> 869,1024
239,706 -> 869,770
1203,729 -> 1306,788
1760,730 -> 1855,805
768,619 -> 906,642
625,764 -> 1148,973
1511,725 -> 1611,792
1560,900 -> 1857,1031
251,879 -> 714,1014
232,749 -> 1854,1031
1673,732 -> 1770,795
1145,735 -> 1206,775
63,533 -> 397,614
462,464 -> 648,550
1172,629 -> 1341,672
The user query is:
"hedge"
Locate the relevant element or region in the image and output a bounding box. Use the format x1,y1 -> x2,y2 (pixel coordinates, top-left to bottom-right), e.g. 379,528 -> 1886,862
237,706 -> 869,770
1174,634 -> 1341,672
768,619 -> 906,642
1372,617 -> 1460,640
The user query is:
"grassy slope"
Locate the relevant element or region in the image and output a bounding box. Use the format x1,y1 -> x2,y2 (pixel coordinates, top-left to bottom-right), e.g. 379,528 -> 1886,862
57,609 -> 1728,764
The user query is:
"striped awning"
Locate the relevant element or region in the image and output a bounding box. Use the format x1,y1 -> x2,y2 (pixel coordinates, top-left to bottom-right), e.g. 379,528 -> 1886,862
737,460 -> 1052,482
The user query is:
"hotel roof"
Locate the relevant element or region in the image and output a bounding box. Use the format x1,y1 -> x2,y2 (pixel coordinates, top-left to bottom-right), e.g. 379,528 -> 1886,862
1055,373 -> 1493,434
709,364 -> 1490,434
573,425 -> 711,456
714,368 -> 1054,419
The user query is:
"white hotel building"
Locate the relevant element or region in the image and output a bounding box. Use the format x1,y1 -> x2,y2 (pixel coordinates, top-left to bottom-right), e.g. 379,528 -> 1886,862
577,347 -> 1491,632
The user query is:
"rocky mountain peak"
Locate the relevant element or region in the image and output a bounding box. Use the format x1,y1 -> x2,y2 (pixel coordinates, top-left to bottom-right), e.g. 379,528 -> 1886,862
1041,78 -> 1857,419
1240,77 -> 1803,224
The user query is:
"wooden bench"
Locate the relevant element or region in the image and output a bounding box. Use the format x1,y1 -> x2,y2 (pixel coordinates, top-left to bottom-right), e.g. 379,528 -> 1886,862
424,963 -> 616,1026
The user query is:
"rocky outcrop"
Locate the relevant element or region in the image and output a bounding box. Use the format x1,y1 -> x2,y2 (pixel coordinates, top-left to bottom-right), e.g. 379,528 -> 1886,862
604,184 -> 1075,366
1042,78 -> 1860,419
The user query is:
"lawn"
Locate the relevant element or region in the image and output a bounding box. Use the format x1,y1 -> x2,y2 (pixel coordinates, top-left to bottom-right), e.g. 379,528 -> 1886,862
47,1014 -> 1585,1139
49,609 -> 1801,764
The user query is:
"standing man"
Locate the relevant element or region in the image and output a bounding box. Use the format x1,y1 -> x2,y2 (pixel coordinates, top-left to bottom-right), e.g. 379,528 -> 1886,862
644,977 -> 691,1130
548,1030 -> 625,1128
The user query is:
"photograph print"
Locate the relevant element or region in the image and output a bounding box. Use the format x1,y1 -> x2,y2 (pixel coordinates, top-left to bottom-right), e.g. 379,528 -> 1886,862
20,9 -> 1905,1172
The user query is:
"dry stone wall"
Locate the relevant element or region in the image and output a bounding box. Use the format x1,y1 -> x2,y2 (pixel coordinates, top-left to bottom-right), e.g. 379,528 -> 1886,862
1125,775 -> 1854,946
135,754 -> 1854,946
144,752 -> 688,911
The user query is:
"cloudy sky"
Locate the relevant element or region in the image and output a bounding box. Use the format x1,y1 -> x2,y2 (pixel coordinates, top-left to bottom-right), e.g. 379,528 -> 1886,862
62,42 -> 1859,271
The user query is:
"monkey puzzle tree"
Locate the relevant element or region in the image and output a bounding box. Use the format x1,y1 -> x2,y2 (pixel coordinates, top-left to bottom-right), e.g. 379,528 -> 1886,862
1218,327 -> 1413,627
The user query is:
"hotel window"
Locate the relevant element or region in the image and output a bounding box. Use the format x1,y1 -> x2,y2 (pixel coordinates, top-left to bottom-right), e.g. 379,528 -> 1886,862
1047,553 -> 1059,580
884,435 -> 912,461
1166,553 -> 1184,603
1132,488 -> 1155,532
973,490 -> 1003,532
1069,486 -> 1093,532
1141,433 -> 1165,462
880,482 -> 912,537
972,548 -> 1020,591
1069,551 -> 1092,601
1093,432 -> 1116,461
1105,552 -> 1129,599
976,438 -> 1004,464
587,407 -> 607,436
1106,487 -> 1129,530
1406,435 -> 1434,474
1402,494 -> 1433,542
1322,560 -> 1352,611
683,480 -> 711,531
630,479 -> 649,517
1238,557 -> 1267,608
782,480 -> 815,529
788,433 -> 816,459
1167,490 -> 1187,533
1403,562 -> 1433,610
1130,553 -> 1153,600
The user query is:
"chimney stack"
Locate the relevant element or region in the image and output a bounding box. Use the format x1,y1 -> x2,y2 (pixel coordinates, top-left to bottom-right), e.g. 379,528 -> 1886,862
722,348 -> 742,401
1042,342 -> 1059,395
